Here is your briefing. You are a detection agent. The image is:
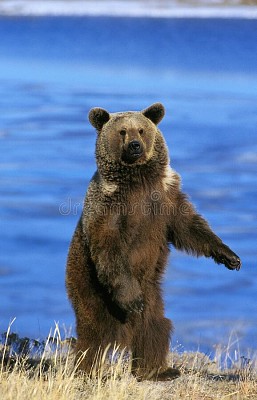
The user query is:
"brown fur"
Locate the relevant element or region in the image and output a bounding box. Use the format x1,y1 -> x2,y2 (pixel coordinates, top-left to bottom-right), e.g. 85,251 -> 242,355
66,103 -> 241,380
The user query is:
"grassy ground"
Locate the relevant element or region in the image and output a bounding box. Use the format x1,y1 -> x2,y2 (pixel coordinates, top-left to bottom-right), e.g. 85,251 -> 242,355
1,324 -> 257,400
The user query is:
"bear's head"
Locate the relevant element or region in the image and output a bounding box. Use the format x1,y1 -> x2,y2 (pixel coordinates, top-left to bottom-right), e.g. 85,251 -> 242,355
88,103 -> 169,177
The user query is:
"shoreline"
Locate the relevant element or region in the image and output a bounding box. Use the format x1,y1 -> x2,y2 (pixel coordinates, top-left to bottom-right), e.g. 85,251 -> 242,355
1,1 -> 257,18
1,328 -> 257,399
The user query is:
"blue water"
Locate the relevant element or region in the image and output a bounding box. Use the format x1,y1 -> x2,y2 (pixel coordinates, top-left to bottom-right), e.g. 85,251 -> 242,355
0,17 -> 257,355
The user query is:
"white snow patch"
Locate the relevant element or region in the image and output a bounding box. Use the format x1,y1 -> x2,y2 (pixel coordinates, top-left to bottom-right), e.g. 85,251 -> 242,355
1,0 -> 257,18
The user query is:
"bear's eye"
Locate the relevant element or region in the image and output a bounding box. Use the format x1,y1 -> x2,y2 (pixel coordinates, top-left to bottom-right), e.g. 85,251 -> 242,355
139,128 -> 144,135
120,129 -> 126,136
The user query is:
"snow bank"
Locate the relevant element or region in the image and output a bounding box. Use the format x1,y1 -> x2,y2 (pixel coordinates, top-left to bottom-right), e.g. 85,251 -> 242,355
1,0 -> 257,18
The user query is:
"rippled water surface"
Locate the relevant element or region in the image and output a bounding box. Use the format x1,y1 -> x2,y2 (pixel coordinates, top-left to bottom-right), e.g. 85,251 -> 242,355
0,17 -> 256,354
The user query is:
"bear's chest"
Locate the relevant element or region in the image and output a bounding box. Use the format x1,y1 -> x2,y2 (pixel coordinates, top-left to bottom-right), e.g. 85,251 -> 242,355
118,189 -> 168,240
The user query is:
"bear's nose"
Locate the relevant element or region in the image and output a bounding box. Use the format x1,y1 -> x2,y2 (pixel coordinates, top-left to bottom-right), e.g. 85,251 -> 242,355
128,140 -> 141,152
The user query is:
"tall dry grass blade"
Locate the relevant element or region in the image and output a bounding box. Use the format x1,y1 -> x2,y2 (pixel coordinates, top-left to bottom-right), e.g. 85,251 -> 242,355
0,317 -> 16,376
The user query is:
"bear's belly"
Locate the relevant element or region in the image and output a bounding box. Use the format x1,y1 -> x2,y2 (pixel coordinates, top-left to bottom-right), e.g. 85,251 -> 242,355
127,223 -> 168,279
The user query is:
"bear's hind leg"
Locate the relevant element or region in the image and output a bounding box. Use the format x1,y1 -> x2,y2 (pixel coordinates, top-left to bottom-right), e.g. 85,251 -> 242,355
131,316 -> 180,381
74,308 -> 133,377
74,317 -> 116,377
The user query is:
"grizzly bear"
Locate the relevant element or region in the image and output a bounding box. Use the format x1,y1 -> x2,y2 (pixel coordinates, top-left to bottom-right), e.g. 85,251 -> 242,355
66,103 -> 241,380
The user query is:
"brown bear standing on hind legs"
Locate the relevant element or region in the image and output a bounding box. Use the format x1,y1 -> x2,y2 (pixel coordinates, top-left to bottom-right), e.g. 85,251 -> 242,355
66,103 -> 241,381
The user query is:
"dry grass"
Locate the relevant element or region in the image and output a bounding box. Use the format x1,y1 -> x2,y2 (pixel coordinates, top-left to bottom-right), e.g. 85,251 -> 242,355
0,322 -> 257,400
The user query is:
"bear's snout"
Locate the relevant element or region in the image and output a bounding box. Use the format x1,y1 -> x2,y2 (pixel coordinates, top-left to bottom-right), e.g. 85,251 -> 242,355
128,140 -> 142,153
122,140 -> 143,164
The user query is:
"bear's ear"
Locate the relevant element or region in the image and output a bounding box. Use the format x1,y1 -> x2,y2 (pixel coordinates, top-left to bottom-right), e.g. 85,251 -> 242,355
88,107 -> 110,131
141,103 -> 165,125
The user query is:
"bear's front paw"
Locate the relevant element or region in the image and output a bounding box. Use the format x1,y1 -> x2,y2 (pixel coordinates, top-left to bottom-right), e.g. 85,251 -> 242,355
113,277 -> 144,314
127,297 -> 144,314
226,255 -> 241,271
115,295 -> 144,314
214,247 -> 241,271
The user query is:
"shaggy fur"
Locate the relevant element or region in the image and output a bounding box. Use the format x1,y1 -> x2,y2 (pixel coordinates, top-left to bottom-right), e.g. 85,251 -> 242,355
66,103 -> 241,380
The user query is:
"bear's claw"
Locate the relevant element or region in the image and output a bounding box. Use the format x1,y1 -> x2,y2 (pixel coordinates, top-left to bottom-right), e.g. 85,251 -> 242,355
214,248 -> 241,271
128,298 -> 144,314
221,254 -> 241,271
226,256 -> 241,271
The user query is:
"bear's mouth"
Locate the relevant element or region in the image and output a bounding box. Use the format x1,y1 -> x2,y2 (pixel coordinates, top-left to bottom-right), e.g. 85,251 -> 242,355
130,150 -> 143,159
121,149 -> 143,164
121,140 -> 144,164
